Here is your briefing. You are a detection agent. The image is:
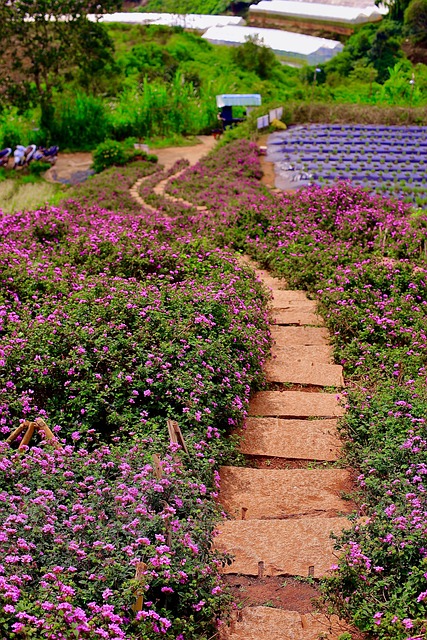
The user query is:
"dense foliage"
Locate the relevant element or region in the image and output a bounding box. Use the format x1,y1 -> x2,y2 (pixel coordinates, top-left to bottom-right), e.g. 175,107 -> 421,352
165,139 -> 427,638
1,18 -> 427,150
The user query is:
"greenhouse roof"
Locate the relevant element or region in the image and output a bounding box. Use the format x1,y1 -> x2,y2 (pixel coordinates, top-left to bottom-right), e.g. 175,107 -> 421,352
89,12 -> 245,30
216,94 -> 262,107
202,25 -> 343,65
249,1 -> 387,24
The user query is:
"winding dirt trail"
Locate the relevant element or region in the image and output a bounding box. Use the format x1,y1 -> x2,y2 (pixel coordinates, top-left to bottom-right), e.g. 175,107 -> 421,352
129,139 -> 353,639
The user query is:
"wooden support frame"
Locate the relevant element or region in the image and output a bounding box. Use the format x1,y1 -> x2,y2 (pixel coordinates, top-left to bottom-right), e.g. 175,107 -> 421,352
5,418 -> 61,450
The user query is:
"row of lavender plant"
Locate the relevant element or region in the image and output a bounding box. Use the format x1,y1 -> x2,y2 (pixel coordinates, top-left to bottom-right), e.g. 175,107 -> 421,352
0,159 -> 271,638
171,141 -> 427,639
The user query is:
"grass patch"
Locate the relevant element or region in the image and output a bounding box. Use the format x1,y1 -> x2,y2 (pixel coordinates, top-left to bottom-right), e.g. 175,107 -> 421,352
0,179 -> 64,214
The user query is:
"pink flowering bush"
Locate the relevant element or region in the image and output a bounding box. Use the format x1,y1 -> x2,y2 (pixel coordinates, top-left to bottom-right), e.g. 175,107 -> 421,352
0,434 -> 231,638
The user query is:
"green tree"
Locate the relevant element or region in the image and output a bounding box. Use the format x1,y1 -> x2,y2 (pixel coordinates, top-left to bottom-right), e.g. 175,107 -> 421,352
0,0 -> 121,118
404,0 -> 427,42
231,35 -> 280,80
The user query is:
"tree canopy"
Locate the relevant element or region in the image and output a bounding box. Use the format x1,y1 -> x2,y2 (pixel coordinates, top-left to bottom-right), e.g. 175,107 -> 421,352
0,0 -> 122,112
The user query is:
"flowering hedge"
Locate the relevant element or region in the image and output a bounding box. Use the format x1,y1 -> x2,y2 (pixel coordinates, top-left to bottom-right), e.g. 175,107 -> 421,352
172,141 -> 427,638
0,161 -> 271,638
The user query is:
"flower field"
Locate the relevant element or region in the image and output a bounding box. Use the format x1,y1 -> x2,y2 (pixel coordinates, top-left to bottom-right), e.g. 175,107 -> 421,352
270,125 -> 427,209
4,136 -> 427,639
170,142 -> 427,638
0,157 -> 271,638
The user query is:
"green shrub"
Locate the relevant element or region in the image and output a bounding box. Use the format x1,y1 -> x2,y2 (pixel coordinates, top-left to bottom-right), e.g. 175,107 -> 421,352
92,139 -> 128,172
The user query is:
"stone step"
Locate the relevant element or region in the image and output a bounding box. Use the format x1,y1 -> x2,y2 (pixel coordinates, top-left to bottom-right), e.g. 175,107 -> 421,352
260,277 -> 288,289
239,418 -> 342,461
265,360 -> 344,387
219,467 -> 352,520
271,326 -> 330,346
272,345 -> 333,364
215,517 -> 348,577
249,391 -> 344,418
272,291 -> 315,308
271,309 -> 324,326
221,607 -> 348,640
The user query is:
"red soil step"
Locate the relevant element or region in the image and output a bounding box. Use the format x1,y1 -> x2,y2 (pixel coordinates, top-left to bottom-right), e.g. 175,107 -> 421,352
271,326 -> 330,346
239,417 -> 342,461
219,467 -> 353,520
221,606 -> 349,640
215,517 -> 348,577
249,391 -> 345,418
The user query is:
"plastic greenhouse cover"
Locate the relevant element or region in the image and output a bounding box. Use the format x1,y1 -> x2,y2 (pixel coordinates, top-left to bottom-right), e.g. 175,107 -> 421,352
216,94 -> 262,107
89,13 -> 245,29
250,0 -> 388,23
202,25 -> 343,64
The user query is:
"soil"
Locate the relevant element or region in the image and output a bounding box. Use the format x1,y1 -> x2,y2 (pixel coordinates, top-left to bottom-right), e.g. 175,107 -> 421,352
45,152 -> 93,185
223,575 -> 320,613
258,134 -> 276,189
153,135 -> 217,170
44,136 -> 217,186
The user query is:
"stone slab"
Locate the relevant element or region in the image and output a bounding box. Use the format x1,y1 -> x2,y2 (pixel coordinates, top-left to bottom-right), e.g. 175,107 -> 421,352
271,309 -> 324,326
215,517 -> 348,577
271,326 -> 330,346
249,392 -> 345,418
260,277 -> 289,289
219,467 -> 352,520
272,345 -> 333,364
240,418 -> 342,461
265,361 -> 344,387
271,290 -> 312,304
222,607 -> 349,640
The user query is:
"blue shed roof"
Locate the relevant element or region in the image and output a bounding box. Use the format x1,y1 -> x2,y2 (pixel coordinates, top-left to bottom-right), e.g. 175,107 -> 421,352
216,94 -> 262,107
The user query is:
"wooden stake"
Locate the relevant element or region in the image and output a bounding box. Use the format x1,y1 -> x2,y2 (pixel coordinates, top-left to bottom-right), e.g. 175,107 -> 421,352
19,423 -> 35,449
152,454 -> 163,479
132,562 -> 147,612
167,419 -> 189,455
6,421 -> 31,444
34,418 -> 62,450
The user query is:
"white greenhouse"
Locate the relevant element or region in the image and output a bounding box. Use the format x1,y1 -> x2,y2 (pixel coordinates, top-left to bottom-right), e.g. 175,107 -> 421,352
202,25 -> 344,65
89,12 -> 245,30
249,1 -> 387,28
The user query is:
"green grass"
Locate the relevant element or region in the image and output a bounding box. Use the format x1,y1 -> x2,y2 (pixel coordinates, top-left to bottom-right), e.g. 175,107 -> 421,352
0,179 -> 64,214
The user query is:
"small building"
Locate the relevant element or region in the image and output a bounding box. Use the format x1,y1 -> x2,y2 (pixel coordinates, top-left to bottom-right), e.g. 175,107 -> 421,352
216,94 -> 262,127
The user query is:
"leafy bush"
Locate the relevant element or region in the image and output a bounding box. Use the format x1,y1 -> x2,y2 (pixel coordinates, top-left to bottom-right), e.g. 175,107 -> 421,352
405,0 -> 427,42
92,139 -> 128,172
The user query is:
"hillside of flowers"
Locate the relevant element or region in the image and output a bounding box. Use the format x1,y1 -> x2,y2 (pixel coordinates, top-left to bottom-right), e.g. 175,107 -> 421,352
171,142 -> 427,639
0,158 -> 271,639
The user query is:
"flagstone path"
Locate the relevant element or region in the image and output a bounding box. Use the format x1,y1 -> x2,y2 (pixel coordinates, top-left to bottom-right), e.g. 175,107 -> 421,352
216,259 -> 352,640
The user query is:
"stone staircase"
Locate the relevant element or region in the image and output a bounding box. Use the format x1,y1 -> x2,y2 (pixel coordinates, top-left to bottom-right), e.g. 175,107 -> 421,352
216,262 -> 351,639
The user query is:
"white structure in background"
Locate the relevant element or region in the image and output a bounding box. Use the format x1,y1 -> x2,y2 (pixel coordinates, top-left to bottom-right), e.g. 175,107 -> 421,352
202,25 -> 343,65
89,12 -> 245,30
249,1 -> 387,26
